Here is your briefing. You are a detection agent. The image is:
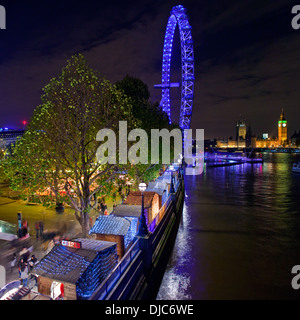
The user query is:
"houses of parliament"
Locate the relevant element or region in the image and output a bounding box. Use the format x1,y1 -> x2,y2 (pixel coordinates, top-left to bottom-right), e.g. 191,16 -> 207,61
217,109 -> 300,149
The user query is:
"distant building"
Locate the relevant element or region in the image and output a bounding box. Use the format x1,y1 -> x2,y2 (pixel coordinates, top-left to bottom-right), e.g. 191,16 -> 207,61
262,133 -> 268,140
216,138 -> 245,149
236,119 -> 246,148
291,131 -> 300,147
0,128 -> 25,150
236,119 -> 246,140
278,108 -> 288,146
252,136 -> 278,148
216,109 -> 295,149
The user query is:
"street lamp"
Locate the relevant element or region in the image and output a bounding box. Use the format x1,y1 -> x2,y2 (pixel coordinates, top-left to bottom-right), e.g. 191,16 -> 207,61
169,166 -> 176,194
137,182 -> 148,237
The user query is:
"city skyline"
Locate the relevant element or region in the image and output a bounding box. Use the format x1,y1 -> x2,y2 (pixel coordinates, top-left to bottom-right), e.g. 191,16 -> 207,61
217,108 -> 292,141
1,1 -> 300,139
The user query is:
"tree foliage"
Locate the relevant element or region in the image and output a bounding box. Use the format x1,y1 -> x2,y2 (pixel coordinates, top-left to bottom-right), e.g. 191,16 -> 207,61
2,56 -> 175,237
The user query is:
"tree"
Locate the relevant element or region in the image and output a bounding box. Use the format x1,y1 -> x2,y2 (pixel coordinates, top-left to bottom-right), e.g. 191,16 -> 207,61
3,59 -> 176,237
4,54 -> 137,237
116,75 -> 179,184
3,129 -> 65,206
116,75 -> 170,132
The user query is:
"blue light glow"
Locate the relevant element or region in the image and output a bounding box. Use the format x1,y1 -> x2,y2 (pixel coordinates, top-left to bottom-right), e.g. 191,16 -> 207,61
157,5 -> 195,130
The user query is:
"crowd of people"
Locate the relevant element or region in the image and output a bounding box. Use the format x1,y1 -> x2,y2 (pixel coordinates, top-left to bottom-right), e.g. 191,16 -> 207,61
10,249 -> 39,288
9,198 -> 115,288
17,219 -> 44,241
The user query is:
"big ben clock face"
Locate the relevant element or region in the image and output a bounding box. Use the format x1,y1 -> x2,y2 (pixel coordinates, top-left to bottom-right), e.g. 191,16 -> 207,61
283,123 -> 286,127
278,123 -> 281,127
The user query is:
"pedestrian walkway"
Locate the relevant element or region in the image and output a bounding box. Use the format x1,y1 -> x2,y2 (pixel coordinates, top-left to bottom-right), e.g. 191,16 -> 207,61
0,186 -> 123,289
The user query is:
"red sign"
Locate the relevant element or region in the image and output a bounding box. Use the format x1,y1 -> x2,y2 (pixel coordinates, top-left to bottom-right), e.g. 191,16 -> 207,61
61,240 -> 81,249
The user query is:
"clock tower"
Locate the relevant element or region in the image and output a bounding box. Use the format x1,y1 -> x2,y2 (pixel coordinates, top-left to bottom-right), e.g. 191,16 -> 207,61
278,109 -> 287,146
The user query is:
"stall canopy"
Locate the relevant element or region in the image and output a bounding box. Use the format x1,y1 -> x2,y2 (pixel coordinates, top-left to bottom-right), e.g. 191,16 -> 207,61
123,191 -> 157,208
33,238 -> 118,300
112,204 -> 142,218
89,214 -> 138,252
90,215 -> 131,236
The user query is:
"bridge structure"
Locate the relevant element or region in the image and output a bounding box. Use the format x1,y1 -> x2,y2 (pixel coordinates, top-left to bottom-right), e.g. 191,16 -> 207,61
205,151 -> 263,167
154,5 -> 194,130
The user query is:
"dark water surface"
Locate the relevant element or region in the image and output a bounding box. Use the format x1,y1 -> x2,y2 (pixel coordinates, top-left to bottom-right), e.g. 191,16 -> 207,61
157,153 -> 300,299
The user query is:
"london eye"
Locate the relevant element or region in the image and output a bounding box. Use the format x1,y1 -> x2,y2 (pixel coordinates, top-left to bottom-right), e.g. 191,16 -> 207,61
155,5 -> 195,130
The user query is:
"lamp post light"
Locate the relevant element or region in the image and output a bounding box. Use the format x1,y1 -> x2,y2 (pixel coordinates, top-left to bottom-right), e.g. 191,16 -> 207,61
137,182 -> 148,237
170,167 -> 175,194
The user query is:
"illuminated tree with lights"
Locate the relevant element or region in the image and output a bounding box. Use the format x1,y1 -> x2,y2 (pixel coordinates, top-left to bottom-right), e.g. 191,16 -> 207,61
3,56 -> 174,237
4,54 -> 137,236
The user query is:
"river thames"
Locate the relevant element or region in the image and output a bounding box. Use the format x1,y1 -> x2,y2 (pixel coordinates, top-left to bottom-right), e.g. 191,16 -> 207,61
157,152 -> 300,300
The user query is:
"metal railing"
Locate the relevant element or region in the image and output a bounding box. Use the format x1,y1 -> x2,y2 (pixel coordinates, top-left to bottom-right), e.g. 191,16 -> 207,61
89,238 -> 140,300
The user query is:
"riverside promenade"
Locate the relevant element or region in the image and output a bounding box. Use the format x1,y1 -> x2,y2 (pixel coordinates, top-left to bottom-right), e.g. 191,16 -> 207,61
0,193 -> 118,287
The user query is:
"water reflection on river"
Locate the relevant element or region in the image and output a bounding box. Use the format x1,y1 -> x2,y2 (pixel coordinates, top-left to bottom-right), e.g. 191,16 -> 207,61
157,153 -> 300,300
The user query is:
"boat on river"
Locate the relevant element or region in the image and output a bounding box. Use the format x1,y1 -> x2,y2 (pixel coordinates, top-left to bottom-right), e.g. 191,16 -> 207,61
292,162 -> 300,173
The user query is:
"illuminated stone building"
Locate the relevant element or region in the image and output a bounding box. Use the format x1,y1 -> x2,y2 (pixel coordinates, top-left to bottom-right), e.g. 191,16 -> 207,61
252,136 -> 278,148
253,109 -> 289,148
278,108 -> 288,146
217,110 -> 291,149
236,120 -> 246,140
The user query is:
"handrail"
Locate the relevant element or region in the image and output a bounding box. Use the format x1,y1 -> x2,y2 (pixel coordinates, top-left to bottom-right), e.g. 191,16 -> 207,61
89,238 -> 140,300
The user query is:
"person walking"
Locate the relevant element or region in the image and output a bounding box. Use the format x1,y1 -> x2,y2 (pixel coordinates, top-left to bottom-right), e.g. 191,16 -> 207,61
28,255 -> 38,272
35,221 -> 40,240
20,263 -> 29,287
18,258 -> 24,279
39,221 -> 44,237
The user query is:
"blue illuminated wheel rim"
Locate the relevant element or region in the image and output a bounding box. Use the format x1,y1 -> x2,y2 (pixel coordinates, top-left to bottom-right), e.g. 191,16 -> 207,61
161,5 -> 195,130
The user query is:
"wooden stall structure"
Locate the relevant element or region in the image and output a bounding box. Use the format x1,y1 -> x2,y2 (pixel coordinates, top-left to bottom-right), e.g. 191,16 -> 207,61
32,238 -> 118,300
146,181 -> 169,208
89,215 -> 138,259
123,191 -> 160,224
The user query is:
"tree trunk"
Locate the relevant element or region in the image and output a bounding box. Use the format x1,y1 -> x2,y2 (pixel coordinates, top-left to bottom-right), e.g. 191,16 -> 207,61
81,211 -> 90,238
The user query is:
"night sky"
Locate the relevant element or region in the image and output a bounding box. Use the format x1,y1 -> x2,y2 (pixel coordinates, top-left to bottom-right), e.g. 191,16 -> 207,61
0,0 -> 299,139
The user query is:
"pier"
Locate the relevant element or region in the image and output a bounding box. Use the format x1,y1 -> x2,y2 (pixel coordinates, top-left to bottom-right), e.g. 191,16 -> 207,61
205,151 -> 263,168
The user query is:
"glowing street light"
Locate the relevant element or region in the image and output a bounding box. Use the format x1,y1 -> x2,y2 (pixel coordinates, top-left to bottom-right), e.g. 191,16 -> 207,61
137,182 -> 148,237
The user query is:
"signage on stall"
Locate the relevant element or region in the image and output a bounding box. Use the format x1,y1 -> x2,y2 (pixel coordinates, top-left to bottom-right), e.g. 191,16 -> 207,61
61,240 -> 82,249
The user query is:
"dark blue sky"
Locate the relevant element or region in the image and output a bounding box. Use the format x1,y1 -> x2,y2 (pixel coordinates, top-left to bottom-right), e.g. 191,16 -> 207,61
0,0 -> 299,139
